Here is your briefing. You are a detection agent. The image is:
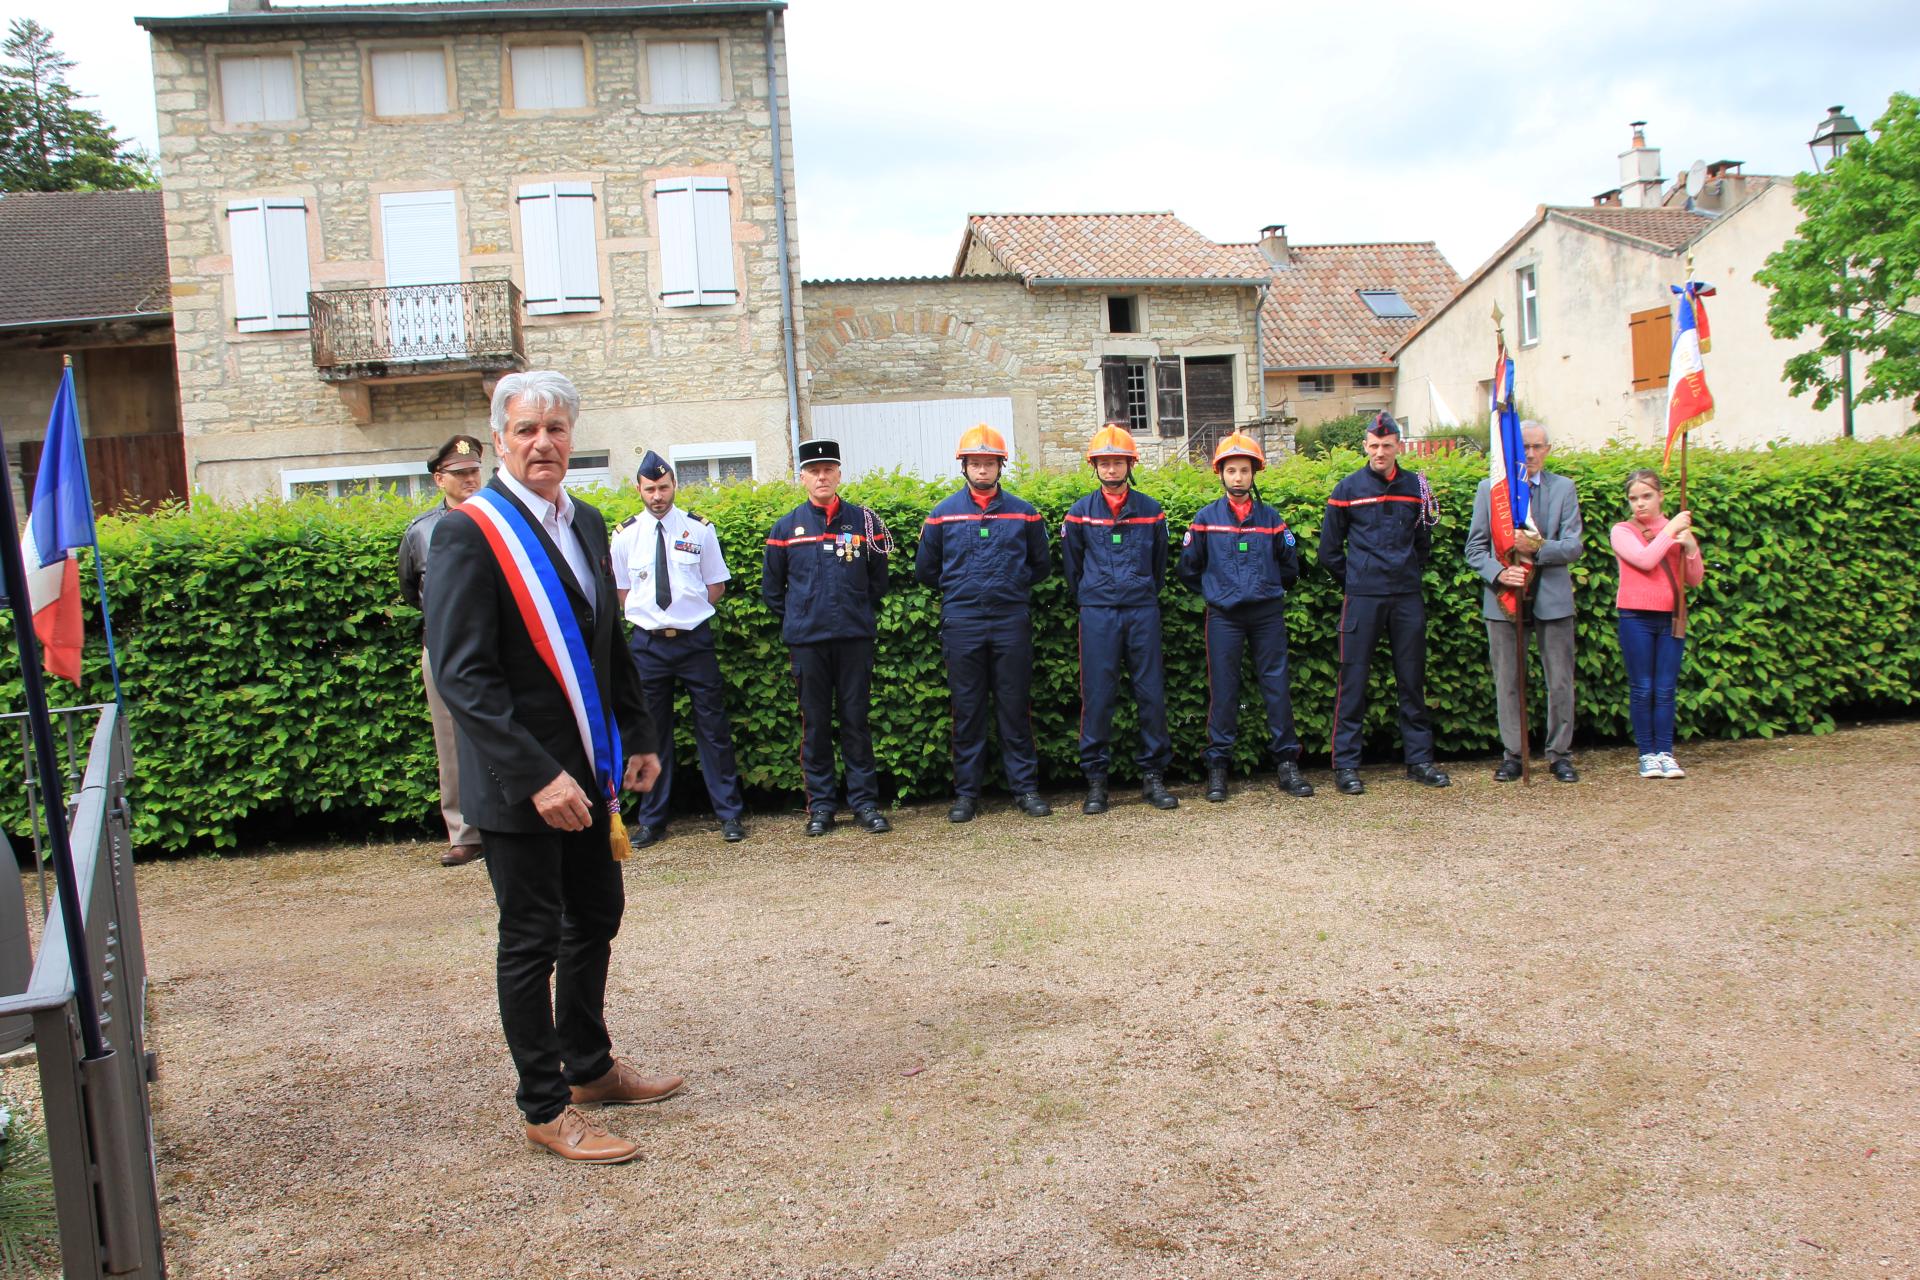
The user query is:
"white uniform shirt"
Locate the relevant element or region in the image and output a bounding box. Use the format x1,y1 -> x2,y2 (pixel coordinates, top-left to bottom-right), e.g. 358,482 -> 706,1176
612,503 -> 731,630
498,467 -> 597,616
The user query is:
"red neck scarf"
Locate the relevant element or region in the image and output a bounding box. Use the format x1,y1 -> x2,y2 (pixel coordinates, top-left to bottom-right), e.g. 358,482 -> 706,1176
812,496 -> 840,525
1227,495 -> 1253,523
1101,487 -> 1129,518
968,485 -> 995,510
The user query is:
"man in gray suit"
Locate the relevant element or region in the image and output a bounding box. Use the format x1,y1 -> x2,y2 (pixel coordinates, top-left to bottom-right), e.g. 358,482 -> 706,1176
1465,421 -> 1584,782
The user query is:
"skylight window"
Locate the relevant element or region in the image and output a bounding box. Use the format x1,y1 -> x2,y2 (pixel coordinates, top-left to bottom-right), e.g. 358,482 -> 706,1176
1358,289 -> 1417,319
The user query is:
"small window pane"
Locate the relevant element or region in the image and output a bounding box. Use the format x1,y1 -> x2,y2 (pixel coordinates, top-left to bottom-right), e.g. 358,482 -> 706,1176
1357,289 -> 1416,319
716,456 -> 753,482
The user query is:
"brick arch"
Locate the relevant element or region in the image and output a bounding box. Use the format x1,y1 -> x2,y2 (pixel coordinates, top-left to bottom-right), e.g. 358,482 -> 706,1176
805,307 -> 1023,380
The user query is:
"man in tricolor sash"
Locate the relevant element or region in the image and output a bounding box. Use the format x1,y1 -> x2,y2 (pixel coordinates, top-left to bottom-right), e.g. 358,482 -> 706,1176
427,370 -> 679,1165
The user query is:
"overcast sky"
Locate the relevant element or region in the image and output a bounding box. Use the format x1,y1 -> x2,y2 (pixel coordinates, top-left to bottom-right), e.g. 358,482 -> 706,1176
20,0 -> 1919,281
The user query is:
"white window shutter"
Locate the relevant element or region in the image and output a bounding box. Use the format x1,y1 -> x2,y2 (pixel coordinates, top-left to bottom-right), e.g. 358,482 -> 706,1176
263,199 -> 311,328
554,182 -> 601,310
655,178 -> 700,307
260,56 -> 298,121
373,49 -> 446,115
547,44 -> 587,108
690,179 -> 736,304
647,42 -> 687,104
518,183 -> 564,315
229,200 -> 274,331
510,45 -> 551,110
409,51 -> 448,114
221,57 -> 263,123
681,41 -> 722,102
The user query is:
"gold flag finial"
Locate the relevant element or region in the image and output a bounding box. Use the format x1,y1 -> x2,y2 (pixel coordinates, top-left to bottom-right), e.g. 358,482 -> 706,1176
1491,302 -> 1504,329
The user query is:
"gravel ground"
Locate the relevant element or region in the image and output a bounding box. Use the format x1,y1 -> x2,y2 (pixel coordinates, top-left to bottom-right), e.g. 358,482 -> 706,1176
100,725 -> 1920,1278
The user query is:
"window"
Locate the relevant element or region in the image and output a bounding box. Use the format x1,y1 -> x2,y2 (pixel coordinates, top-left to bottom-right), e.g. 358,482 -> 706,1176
1099,356 -> 1151,433
510,43 -> 587,110
1357,289 -> 1416,319
1629,304 -> 1673,392
227,198 -> 311,332
1516,265 -> 1540,346
1297,374 -> 1334,395
282,463 -> 431,500
371,48 -> 449,117
1352,371 -> 1383,389
647,40 -> 722,105
564,452 -> 611,491
517,182 -> 601,315
1154,359 -> 1184,437
655,177 -> 737,307
220,55 -> 297,124
1106,295 -> 1139,334
669,441 -> 756,485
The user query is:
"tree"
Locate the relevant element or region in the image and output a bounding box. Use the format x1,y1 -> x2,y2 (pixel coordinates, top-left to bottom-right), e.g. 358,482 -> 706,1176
1756,92 -> 1920,425
0,18 -> 155,192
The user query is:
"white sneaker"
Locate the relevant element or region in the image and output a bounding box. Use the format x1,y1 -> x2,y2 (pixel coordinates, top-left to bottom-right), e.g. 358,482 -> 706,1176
1657,752 -> 1686,779
1639,754 -> 1662,778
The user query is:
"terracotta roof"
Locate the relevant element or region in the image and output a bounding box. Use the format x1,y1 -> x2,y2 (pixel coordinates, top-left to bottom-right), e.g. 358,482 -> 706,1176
804,275 -> 1021,287
955,213 -> 1267,285
0,191 -> 171,329
1547,205 -> 1715,250
1242,241 -> 1459,370
137,0 -> 779,29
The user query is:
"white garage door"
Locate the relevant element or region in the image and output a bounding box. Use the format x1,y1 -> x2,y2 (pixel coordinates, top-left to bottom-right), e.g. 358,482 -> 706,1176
810,396 -> 1015,481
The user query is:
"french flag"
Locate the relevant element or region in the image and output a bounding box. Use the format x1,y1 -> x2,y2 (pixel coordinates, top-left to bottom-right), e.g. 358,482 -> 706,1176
23,369 -> 93,684
1664,280 -> 1716,467
1486,334 -> 1531,617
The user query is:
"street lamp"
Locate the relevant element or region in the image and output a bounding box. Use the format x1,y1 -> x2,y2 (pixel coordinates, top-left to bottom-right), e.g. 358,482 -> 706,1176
1808,105 -> 1867,438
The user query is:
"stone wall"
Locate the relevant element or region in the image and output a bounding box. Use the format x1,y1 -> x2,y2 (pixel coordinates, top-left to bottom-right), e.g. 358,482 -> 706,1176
804,278 -> 1260,469
147,11 -> 804,501
1268,372 -> 1396,432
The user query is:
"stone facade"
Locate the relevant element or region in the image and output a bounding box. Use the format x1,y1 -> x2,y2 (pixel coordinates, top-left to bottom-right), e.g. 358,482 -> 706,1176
804,278 -> 1261,469
143,6 -> 804,502
1270,371 -> 1395,433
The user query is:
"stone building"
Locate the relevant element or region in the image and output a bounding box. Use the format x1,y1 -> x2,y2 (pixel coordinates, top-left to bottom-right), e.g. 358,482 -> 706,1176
137,0 -> 805,502
804,213 -> 1267,474
1393,124 -> 1916,448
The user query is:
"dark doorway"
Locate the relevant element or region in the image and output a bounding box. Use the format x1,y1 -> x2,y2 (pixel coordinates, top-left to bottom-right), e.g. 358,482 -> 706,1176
1184,357 -> 1235,435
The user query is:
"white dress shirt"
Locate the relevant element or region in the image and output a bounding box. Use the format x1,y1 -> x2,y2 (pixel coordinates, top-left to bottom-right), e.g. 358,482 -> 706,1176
497,468 -> 597,616
611,503 -> 731,631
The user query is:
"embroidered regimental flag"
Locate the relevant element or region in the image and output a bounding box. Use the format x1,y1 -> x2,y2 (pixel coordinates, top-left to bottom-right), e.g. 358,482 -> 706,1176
1486,332 -> 1532,617
1663,280 -> 1716,467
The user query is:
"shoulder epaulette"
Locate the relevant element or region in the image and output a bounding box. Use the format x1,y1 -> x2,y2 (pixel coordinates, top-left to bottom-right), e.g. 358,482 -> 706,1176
688,512 -> 712,526
614,514 -> 639,532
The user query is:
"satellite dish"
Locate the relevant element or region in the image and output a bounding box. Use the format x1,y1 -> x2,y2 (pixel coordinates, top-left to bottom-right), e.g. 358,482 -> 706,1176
1685,159 -> 1708,198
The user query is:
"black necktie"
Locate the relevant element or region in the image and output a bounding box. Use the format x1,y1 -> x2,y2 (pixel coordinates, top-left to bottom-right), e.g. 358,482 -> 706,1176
653,522 -> 671,610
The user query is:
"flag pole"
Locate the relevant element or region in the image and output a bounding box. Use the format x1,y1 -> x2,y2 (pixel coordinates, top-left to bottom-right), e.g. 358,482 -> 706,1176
60,357 -> 125,711
1492,304 -> 1532,786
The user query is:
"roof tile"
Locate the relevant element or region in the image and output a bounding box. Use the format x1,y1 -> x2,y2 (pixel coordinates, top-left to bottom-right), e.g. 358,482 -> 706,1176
0,191 -> 171,328
958,213 -> 1266,283
1246,242 -> 1459,369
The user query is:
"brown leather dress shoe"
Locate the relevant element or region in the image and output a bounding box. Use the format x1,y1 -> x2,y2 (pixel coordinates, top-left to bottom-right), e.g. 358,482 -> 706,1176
525,1106 -> 639,1164
440,844 -> 483,867
570,1057 -> 685,1107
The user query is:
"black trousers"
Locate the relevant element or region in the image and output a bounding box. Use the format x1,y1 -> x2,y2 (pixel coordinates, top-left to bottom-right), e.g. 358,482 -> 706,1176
1204,602 -> 1300,766
789,638 -> 878,814
482,814 -> 623,1124
1331,591 -> 1435,769
629,622 -> 746,826
942,611 -> 1039,797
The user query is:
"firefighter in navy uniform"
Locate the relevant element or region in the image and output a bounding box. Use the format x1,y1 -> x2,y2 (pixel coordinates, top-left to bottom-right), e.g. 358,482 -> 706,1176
761,438 -> 894,837
1061,423 -> 1178,814
1318,412 -> 1451,795
914,425 -> 1054,823
1177,432 -> 1316,803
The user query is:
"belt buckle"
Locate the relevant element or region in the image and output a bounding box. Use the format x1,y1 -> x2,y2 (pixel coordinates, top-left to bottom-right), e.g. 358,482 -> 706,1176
662,628 -> 679,638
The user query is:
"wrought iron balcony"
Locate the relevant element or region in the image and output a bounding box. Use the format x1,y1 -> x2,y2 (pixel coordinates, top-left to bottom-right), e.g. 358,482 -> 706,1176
308,280 -> 526,380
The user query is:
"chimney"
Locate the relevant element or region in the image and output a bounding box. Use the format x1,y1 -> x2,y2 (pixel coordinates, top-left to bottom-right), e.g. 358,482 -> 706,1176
1258,223 -> 1291,267
1592,188 -> 1622,207
1618,120 -> 1663,208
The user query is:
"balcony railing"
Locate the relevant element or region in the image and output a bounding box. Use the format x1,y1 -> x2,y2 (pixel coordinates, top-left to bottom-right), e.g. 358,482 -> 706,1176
309,280 -> 526,378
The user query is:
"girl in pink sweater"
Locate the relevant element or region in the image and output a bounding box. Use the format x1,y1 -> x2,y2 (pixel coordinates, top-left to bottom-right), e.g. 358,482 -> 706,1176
1611,468 -> 1706,778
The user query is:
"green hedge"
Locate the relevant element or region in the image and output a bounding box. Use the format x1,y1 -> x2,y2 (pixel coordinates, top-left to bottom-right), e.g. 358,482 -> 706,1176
5,440 -> 1918,853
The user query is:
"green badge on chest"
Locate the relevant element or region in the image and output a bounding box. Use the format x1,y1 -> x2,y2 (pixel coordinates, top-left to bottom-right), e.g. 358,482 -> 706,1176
1111,533 -> 1123,544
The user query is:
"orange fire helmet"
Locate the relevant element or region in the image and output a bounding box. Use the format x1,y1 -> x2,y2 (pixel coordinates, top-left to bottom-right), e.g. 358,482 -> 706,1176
1211,432 -> 1266,473
1086,423 -> 1141,462
955,424 -> 1010,460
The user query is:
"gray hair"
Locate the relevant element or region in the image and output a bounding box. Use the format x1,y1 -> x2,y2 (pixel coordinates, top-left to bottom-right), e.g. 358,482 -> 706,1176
490,370 -> 581,435
1519,419 -> 1549,444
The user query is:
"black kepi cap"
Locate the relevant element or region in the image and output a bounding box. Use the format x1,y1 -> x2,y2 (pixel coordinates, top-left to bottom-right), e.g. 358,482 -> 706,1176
429,434 -> 484,472
1367,411 -> 1403,438
636,449 -> 672,481
797,438 -> 842,469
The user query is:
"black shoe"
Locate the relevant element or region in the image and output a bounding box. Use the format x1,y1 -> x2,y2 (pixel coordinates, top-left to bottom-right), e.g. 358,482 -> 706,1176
1203,763 -> 1229,803
1492,757 -> 1523,783
1013,792 -> 1052,817
1334,768 -> 1365,796
634,823 -> 664,849
1275,760 -> 1315,798
947,796 -> 978,824
804,812 -> 834,838
1082,774 -> 1109,815
721,819 -> 746,842
1407,762 -> 1452,788
854,807 -> 891,834
1141,772 -> 1179,810
1550,760 -> 1580,783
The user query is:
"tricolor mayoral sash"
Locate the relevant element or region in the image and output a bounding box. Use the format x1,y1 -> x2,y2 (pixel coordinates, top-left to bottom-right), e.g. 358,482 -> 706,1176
457,487 -> 630,856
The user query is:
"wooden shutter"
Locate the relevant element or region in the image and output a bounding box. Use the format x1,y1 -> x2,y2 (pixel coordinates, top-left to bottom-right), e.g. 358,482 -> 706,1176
649,40 -> 720,104
690,180 -> 736,303
1154,358 -> 1185,437
512,44 -> 585,110
228,198 -> 309,332
372,49 -> 445,115
655,177 -> 733,306
1100,356 -> 1130,422
259,56 -> 297,120
554,183 -> 601,310
1629,305 -> 1672,391
220,57 -> 264,123
518,184 -> 564,313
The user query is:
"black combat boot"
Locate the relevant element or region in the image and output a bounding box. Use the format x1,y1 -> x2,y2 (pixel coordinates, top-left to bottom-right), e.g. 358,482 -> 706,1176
1204,764 -> 1229,803
1141,772 -> 1179,810
1082,774 -> 1109,815
1275,759 -> 1315,798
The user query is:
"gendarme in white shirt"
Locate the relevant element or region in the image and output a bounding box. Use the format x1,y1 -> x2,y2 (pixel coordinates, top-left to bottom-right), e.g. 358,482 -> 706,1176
611,503 -> 731,631
497,467 -> 597,616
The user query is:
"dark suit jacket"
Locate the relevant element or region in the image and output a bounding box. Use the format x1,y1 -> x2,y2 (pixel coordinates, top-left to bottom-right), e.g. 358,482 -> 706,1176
425,477 -> 652,834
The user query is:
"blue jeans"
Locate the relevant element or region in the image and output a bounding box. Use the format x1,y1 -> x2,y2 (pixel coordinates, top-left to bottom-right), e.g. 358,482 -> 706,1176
1617,609 -> 1686,754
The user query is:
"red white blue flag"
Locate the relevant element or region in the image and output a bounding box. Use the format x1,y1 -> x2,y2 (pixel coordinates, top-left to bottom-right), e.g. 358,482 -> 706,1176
23,369 -> 93,684
1487,332 -> 1531,617
1664,280 -> 1716,467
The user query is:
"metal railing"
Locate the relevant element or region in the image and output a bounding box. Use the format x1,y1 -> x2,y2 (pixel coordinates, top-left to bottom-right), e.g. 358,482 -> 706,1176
309,279 -> 526,373
0,705 -> 164,1278
5,704 -> 110,921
